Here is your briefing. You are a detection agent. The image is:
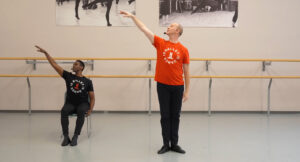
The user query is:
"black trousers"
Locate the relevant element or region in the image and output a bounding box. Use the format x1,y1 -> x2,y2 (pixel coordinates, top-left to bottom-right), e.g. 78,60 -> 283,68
157,82 -> 184,146
61,102 -> 89,136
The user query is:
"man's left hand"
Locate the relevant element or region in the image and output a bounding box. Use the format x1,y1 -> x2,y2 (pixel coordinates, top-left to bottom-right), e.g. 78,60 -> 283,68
86,109 -> 92,116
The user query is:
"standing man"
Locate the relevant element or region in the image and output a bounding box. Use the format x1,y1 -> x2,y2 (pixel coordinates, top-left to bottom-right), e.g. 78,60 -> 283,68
34,46 -> 95,146
120,11 -> 190,154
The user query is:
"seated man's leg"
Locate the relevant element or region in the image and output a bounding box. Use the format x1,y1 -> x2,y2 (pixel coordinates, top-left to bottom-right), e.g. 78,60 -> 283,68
61,103 -> 75,146
70,102 -> 89,146
74,102 -> 89,135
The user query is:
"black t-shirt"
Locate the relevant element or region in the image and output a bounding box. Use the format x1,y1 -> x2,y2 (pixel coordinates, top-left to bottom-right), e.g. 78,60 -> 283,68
62,70 -> 94,104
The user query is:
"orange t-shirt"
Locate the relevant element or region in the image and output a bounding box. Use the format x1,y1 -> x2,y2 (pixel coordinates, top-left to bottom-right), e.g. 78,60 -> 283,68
153,35 -> 190,85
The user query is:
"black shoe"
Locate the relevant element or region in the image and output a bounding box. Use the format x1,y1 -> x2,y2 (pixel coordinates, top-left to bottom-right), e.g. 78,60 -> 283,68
76,15 -> 80,20
157,145 -> 170,154
70,135 -> 78,146
61,136 -> 71,146
171,145 -> 186,154
107,23 -> 112,27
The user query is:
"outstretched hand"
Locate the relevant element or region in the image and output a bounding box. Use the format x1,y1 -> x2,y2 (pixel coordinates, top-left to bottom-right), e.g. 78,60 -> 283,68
120,10 -> 133,18
35,45 -> 48,54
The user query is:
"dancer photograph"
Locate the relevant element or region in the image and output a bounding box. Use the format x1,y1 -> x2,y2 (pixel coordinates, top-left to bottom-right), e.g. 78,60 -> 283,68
159,0 -> 239,27
56,0 -> 136,26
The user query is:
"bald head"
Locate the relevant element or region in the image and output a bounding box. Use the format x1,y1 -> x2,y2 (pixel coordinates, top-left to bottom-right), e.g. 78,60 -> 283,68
166,23 -> 184,38
176,23 -> 183,36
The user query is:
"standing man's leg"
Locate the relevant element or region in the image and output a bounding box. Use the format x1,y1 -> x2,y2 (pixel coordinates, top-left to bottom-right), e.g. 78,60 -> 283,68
71,102 -> 90,146
105,0 -> 113,26
157,82 -> 172,154
75,0 -> 81,19
232,3 -> 238,27
170,85 -> 185,153
61,103 -> 75,146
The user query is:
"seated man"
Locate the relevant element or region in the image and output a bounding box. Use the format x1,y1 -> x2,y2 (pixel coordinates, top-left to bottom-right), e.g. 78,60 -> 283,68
35,45 -> 95,146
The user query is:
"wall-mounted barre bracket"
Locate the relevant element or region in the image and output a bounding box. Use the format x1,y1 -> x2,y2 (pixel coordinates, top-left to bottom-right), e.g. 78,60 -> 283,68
206,61 -> 211,71
148,60 -> 152,71
262,61 -> 272,71
147,60 -> 152,115
208,78 -> 212,116
87,60 -> 94,70
26,60 -> 95,71
148,78 -> 152,115
26,77 -> 31,115
267,78 -> 273,116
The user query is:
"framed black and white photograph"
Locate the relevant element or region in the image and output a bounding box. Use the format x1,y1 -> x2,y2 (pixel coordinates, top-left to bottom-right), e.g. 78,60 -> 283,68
159,0 -> 238,27
56,0 -> 136,26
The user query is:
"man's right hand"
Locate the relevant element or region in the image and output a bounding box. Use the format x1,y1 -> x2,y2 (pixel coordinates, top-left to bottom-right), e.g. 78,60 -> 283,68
35,45 -> 48,55
119,10 -> 154,44
34,45 -> 64,77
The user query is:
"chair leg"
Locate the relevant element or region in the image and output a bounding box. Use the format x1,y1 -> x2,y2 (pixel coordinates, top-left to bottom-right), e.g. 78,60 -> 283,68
86,116 -> 89,138
86,115 -> 91,138
89,115 -> 92,136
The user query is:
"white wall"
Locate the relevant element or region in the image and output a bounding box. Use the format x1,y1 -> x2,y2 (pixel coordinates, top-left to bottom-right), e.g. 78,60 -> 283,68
1,0 -> 300,111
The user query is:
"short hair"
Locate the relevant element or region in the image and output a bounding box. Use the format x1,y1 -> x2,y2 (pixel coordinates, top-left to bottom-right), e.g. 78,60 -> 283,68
76,60 -> 85,71
177,23 -> 183,36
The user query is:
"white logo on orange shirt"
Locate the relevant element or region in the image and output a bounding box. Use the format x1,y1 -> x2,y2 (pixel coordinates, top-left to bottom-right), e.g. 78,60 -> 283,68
163,48 -> 180,64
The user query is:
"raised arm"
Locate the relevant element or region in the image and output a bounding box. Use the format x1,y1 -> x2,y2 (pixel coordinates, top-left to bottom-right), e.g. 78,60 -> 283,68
182,64 -> 190,102
35,45 -> 64,77
120,11 -> 154,44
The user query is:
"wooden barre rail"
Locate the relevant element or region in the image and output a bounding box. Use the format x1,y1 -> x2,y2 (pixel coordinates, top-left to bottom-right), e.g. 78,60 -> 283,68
1,74 -> 300,79
1,57 -> 300,62
0,57 -> 156,61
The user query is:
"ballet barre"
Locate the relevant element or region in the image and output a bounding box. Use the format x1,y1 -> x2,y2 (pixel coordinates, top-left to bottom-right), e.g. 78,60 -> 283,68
2,57 -> 300,115
1,74 -> 300,116
2,57 -> 300,72
2,74 -> 300,79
